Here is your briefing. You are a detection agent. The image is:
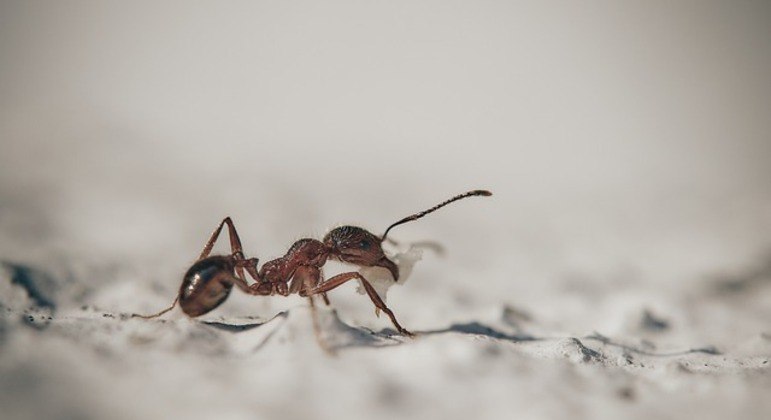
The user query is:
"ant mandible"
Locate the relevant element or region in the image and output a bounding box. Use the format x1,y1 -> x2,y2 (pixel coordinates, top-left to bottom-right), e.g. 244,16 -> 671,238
134,189 -> 492,336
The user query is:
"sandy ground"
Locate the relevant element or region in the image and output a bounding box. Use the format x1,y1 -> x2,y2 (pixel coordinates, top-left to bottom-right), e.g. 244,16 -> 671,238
1,2 -> 770,419
1,259 -> 771,420
1,194 -> 770,420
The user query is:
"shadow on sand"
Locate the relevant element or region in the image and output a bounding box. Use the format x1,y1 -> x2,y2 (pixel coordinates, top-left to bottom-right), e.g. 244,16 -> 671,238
418,321 -> 537,342
189,313 -> 720,358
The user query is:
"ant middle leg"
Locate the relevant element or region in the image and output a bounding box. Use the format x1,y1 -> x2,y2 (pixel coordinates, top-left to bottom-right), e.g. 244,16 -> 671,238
292,266 -> 329,305
291,268 -> 335,352
306,295 -> 335,354
309,272 -> 413,336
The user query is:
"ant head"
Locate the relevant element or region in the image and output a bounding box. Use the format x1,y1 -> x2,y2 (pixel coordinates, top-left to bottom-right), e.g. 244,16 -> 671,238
323,226 -> 399,280
323,226 -> 383,261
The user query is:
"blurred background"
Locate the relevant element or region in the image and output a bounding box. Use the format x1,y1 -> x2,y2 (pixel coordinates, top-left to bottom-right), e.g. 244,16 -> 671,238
1,1 -> 770,419
2,0 -> 769,300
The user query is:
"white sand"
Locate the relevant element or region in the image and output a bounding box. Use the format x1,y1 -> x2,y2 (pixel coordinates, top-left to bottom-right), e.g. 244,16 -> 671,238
1,227 -> 770,420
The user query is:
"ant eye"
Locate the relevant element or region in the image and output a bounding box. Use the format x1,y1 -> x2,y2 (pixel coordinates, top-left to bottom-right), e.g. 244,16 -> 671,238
359,240 -> 370,250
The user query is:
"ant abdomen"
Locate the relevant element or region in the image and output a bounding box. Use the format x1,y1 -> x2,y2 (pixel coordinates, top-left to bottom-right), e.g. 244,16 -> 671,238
179,256 -> 236,317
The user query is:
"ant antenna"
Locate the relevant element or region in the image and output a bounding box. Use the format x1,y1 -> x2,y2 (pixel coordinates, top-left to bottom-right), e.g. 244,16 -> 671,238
381,189 -> 492,242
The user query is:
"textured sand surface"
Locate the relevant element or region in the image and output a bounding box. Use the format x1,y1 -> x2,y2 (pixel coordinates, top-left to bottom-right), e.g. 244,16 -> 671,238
1,238 -> 770,420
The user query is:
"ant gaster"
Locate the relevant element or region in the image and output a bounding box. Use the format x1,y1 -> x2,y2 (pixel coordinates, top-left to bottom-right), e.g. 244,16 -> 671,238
135,189 -> 492,336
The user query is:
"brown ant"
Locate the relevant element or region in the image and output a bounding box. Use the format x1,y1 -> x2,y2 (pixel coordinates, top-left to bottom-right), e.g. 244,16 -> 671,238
134,189 -> 492,337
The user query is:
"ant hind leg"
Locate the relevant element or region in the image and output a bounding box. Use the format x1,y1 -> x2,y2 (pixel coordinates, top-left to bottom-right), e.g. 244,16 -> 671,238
132,297 -> 178,319
199,217 -> 250,280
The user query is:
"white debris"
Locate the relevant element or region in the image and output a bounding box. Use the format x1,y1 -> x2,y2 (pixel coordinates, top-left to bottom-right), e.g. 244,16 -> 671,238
356,245 -> 423,303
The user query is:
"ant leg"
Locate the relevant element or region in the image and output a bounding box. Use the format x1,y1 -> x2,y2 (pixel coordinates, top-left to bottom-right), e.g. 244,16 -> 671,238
310,272 -> 413,337
316,267 -> 330,305
199,217 -> 250,280
236,257 -> 262,283
292,266 -> 329,304
132,297 -> 178,319
198,217 -> 246,259
230,274 -> 257,294
201,220 -> 266,297
295,266 -> 322,297
307,296 -> 334,354
287,266 -> 334,351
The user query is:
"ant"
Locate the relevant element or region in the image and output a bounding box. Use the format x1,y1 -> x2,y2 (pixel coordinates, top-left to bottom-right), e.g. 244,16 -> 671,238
134,189 -> 492,337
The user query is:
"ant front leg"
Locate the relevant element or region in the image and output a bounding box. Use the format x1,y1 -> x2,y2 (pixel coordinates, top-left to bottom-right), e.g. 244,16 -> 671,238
309,272 -> 413,337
